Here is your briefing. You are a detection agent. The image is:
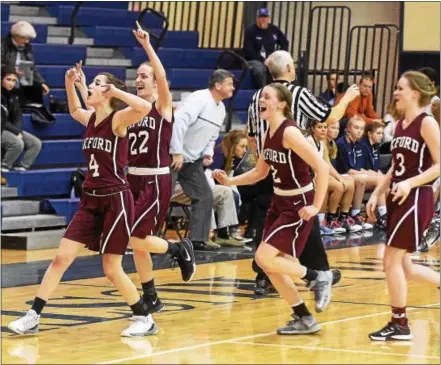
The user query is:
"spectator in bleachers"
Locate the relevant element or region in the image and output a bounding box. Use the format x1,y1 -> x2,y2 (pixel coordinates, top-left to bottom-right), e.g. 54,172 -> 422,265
320,70 -> 339,106
336,115 -> 386,229
242,8 -> 289,89
336,73 -> 383,126
360,122 -> 384,173
221,130 -> 273,244
1,67 -> 42,172
419,67 -> 440,115
170,69 -> 235,251
306,120 -> 362,234
1,21 -> 50,106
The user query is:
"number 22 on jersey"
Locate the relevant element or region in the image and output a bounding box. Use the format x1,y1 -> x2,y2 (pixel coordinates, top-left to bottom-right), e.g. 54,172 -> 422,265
129,131 -> 149,155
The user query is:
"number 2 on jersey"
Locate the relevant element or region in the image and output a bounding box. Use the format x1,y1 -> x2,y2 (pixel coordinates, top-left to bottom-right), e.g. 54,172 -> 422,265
89,153 -> 100,177
271,166 -> 281,183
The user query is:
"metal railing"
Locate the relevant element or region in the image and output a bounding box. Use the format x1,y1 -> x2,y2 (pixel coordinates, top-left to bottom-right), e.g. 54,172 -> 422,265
215,50 -> 249,132
344,24 -> 400,116
68,1 -> 83,45
137,7 -> 169,51
303,6 -> 351,93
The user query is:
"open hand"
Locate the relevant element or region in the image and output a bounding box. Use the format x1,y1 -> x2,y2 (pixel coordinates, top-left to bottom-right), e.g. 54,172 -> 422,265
65,67 -> 78,84
345,84 -> 360,102
391,180 -> 411,206
74,60 -> 87,90
212,170 -> 231,186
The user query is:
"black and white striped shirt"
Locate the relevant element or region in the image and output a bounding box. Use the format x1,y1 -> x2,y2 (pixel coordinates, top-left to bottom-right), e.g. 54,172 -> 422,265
247,80 -> 331,153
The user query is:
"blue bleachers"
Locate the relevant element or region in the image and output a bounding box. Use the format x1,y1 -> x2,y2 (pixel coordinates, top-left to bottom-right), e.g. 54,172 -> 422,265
48,198 -> 80,222
3,168 -> 81,197
129,48 -> 221,69
34,140 -> 85,166
236,111 -> 247,124
1,4 -> 9,22
21,1 -> 129,9
83,26 -> 198,49
38,66 -> 125,87
2,22 -> 48,43
33,44 -> 86,65
23,114 -> 85,138
167,69 -> 253,89
46,6 -> 162,28
224,90 -> 257,110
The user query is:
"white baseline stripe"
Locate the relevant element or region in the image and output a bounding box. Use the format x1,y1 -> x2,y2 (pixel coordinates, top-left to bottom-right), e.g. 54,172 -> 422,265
96,302 -> 439,364
232,342 -> 440,360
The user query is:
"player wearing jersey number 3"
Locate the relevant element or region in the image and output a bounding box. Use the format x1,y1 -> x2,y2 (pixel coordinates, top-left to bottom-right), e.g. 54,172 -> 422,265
366,71 -> 440,341
8,62 -> 158,338
213,83 -> 331,335
127,22 -> 196,314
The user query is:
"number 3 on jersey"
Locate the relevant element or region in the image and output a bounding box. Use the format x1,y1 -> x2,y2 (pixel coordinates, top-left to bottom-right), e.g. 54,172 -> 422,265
89,153 -> 100,177
395,153 -> 406,176
129,131 -> 149,155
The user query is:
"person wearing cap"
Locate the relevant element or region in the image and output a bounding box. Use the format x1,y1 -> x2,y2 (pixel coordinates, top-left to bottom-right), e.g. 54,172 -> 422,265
1,21 -> 50,106
242,8 -> 289,89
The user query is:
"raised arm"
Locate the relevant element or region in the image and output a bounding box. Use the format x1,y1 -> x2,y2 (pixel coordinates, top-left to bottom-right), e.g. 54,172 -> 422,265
74,61 -> 94,112
325,84 -> 360,124
133,21 -> 173,122
107,86 -> 152,136
65,66 -> 94,126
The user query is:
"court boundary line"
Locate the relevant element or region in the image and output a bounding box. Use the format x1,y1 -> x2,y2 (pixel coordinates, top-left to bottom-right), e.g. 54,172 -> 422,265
96,302 -> 439,364
231,341 -> 440,360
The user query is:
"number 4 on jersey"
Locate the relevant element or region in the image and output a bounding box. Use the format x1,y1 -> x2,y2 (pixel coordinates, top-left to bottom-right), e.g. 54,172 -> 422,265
89,153 -> 100,177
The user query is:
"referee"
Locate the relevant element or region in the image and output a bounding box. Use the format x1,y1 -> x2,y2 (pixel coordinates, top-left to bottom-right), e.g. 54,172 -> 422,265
247,50 -> 360,303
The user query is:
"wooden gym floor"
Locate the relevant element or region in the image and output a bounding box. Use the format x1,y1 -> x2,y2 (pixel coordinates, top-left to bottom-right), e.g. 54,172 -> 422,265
1,232 -> 440,364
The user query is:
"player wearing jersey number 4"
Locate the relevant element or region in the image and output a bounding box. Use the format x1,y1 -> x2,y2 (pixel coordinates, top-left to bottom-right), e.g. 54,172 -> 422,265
8,62 -> 158,337
366,71 -> 440,341
127,22 -> 195,315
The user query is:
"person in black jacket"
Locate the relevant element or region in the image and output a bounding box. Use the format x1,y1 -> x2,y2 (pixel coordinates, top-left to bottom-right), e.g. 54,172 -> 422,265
1,21 -> 50,106
1,67 -> 42,171
242,8 -> 289,89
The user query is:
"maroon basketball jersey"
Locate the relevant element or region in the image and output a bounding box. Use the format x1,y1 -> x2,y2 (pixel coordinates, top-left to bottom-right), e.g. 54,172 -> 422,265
82,112 -> 128,190
127,103 -> 173,168
263,119 -> 313,190
391,112 -> 433,182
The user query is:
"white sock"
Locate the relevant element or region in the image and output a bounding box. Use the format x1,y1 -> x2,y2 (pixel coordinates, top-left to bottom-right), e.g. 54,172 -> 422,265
377,205 -> 387,217
351,209 -> 361,217
318,213 -> 325,224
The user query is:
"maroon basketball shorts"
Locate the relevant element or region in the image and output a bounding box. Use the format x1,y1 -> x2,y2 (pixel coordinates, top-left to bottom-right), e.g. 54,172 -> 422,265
386,184 -> 434,253
127,170 -> 172,239
64,186 -> 134,255
263,187 -> 315,257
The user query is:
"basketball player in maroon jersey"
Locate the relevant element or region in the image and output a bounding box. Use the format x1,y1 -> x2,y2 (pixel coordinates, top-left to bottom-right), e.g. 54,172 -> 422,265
8,66 -> 158,337
366,71 -> 440,341
127,23 -> 195,313
213,83 -> 331,335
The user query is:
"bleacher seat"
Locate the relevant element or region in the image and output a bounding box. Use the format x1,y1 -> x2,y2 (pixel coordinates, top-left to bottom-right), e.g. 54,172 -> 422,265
83,26 -> 198,48
3,168 -> 83,197
1,22 -> 48,43
47,198 -> 80,223
38,65 -> 126,87
23,114 -> 85,138
1,4 -> 9,22
21,1 -> 129,9
46,6 -> 162,28
34,139 -> 85,166
33,44 -> 87,65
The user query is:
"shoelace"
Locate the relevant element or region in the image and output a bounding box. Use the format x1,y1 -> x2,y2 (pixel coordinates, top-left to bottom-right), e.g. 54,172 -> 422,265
347,216 -> 357,225
22,313 -> 37,326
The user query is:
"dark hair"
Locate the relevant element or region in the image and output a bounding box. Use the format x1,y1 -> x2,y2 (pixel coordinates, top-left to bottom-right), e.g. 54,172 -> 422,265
208,69 -> 234,89
1,66 -> 17,79
419,67 -> 438,86
326,69 -> 338,81
360,72 -> 374,83
98,72 -> 127,110
365,121 -> 384,137
267,83 -> 293,119
402,71 -> 437,107
336,82 -> 348,95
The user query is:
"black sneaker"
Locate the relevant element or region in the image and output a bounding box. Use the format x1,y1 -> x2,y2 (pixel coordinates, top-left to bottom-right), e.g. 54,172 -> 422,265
174,238 -> 196,282
331,269 -> 341,286
254,277 -> 276,296
376,213 -> 388,230
369,321 -> 413,341
143,295 -> 165,314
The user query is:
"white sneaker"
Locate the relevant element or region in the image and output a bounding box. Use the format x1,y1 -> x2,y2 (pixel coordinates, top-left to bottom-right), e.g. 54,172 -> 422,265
121,314 -> 158,337
8,310 -> 40,335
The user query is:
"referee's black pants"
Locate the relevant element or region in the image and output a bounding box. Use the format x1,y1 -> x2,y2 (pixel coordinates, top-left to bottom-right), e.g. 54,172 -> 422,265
253,217 -> 330,277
